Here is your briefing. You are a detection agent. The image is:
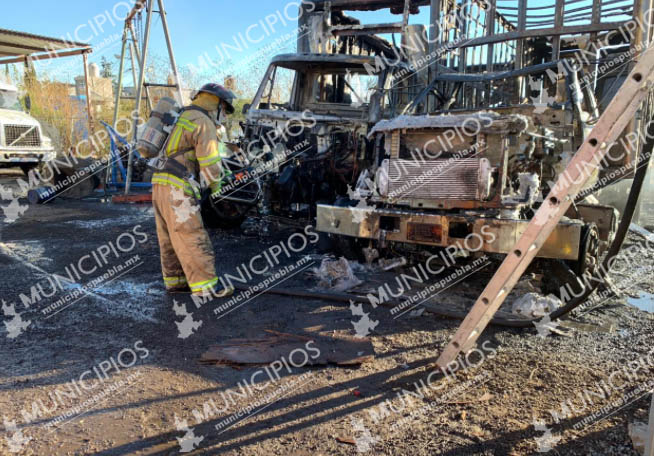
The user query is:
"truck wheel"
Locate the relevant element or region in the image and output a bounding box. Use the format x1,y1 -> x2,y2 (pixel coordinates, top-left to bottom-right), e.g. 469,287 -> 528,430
201,198 -> 249,229
327,196 -> 367,261
328,234 -> 366,262
540,223 -> 601,299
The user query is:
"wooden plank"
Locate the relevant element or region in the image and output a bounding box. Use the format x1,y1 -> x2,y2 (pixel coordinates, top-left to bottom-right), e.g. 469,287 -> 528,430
435,43 -> 654,368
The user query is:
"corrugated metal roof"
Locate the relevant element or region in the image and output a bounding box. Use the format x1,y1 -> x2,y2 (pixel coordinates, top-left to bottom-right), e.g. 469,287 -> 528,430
0,28 -> 90,58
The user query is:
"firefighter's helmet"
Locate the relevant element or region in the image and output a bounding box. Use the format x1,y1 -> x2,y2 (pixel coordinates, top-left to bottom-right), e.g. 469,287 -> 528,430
193,83 -> 236,114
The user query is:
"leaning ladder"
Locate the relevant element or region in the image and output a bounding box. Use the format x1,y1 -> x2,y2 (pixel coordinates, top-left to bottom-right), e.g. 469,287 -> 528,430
436,43 -> 654,368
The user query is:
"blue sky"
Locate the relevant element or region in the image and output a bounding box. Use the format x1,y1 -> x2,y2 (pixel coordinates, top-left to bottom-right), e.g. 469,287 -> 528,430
2,1 -> 430,87
4,0 -> 617,91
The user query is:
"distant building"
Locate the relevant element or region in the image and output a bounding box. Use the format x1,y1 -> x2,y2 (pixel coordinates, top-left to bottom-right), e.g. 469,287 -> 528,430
74,63 -> 113,112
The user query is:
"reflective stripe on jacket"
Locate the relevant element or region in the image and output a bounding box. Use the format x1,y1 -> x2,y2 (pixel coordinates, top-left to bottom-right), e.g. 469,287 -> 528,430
151,108 -> 224,196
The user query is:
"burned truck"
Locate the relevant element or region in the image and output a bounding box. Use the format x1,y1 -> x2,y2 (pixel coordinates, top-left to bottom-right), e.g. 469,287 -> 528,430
212,0 -> 652,297
237,53 -> 408,219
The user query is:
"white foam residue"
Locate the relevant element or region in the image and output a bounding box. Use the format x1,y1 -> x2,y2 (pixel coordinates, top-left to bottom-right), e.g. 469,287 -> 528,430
66,211 -> 152,229
92,279 -> 163,323
0,240 -> 52,269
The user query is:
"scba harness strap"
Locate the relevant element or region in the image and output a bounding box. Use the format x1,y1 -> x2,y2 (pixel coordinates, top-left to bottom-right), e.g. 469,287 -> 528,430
148,105 -> 214,198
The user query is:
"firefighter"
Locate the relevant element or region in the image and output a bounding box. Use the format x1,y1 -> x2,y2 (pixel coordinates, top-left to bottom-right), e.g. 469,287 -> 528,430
151,83 -> 236,297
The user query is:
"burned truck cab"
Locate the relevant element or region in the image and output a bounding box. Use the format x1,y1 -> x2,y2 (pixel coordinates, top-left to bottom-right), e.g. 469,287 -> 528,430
240,53 -> 410,219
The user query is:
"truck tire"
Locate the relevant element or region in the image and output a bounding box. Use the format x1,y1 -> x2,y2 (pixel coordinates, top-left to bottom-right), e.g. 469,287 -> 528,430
201,198 -> 249,229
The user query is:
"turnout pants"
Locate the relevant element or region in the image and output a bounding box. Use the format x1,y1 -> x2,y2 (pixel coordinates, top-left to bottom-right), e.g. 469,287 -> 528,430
152,184 -> 219,295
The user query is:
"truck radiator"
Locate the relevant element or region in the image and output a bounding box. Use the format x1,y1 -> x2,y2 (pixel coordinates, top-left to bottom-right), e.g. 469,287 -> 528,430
386,158 -> 491,200
4,125 -> 41,147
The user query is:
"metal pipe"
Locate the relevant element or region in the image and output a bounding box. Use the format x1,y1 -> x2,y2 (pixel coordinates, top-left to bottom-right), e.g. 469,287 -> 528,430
126,0 -> 154,195
157,0 -> 184,105
568,69 -> 589,136
128,24 -> 153,111
552,0 -> 565,61
128,40 -> 139,99
82,52 -> 96,157
514,0 -> 527,104
107,25 -> 129,187
428,0 -> 441,112
112,26 -> 128,129
485,0 -> 496,105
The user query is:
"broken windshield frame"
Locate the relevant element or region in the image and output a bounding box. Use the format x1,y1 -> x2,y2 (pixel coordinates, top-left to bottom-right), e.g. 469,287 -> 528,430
311,69 -> 378,106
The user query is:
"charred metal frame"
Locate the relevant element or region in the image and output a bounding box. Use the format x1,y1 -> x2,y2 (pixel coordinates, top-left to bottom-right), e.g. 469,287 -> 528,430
421,0 -> 643,111
301,1 -> 654,364
436,44 -> 654,367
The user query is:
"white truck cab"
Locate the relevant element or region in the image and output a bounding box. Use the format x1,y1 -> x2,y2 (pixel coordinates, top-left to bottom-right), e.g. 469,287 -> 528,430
0,81 -> 55,173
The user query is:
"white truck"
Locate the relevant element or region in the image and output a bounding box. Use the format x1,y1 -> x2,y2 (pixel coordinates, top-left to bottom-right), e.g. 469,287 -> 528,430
0,81 -> 54,174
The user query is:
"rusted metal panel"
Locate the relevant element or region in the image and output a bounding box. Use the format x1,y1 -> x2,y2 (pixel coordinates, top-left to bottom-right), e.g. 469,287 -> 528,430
111,194 -> 152,204
200,331 -> 374,366
315,204 -> 581,259
368,112 -> 529,136
472,218 -> 581,260
400,130 -> 478,156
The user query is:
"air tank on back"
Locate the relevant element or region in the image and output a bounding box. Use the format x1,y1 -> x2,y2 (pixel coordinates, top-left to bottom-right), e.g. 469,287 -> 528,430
136,96 -> 179,158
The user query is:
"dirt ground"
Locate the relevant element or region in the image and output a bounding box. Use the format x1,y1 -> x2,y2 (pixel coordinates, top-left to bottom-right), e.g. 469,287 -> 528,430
1,173 -> 653,456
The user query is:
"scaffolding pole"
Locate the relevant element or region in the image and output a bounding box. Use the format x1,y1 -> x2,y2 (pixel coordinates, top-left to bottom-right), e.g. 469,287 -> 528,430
128,23 -> 153,111
123,0 -> 183,194
125,0 -> 153,195
158,0 -> 184,105
105,24 -> 130,186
